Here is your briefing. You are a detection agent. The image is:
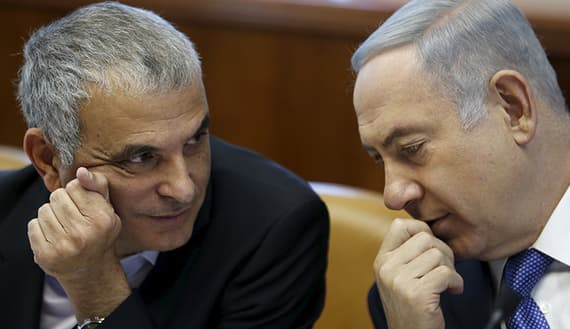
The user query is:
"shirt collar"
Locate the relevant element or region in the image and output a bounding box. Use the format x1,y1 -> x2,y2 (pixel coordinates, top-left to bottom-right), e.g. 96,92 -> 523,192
120,250 -> 159,266
139,250 -> 159,266
120,250 -> 159,282
490,184 -> 570,288
533,185 -> 570,266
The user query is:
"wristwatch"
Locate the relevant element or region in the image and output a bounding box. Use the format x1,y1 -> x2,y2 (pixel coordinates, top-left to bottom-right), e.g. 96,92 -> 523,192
77,316 -> 105,329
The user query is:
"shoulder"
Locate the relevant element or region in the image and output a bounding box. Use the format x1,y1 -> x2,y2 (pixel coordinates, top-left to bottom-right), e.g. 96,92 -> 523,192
0,165 -> 45,220
209,136 -> 323,212
202,137 -> 328,256
0,165 -> 40,197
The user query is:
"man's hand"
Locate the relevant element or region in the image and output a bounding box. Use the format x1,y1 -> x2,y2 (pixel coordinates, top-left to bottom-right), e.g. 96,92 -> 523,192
28,167 -> 130,321
374,218 -> 464,329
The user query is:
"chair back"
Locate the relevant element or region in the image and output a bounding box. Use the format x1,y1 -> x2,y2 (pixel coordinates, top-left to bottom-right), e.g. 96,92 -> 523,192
311,182 -> 406,329
0,145 -> 29,170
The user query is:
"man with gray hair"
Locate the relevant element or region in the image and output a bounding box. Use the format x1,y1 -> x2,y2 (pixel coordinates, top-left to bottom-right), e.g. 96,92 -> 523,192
351,0 -> 569,328
0,2 -> 329,328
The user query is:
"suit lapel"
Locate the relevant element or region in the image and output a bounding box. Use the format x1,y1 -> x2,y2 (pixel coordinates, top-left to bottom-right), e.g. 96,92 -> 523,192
441,260 -> 496,329
137,180 -> 213,327
0,175 -> 49,329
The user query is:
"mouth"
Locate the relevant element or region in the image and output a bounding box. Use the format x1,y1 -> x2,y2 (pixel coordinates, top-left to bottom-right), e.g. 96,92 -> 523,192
426,213 -> 450,233
149,207 -> 192,222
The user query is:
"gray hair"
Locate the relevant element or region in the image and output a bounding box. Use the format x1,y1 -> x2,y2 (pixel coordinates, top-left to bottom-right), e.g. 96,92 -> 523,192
18,1 -> 202,166
352,0 -> 568,128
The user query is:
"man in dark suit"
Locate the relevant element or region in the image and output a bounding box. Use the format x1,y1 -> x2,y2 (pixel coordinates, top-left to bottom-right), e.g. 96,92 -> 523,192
0,2 -> 329,328
350,0 -> 570,328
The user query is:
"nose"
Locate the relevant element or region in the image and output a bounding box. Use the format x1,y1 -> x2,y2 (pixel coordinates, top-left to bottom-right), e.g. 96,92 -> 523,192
157,155 -> 195,204
382,165 -> 423,211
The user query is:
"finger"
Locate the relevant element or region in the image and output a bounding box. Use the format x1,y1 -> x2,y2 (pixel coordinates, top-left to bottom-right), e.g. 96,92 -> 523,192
28,218 -> 51,260
76,167 -> 110,201
36,203 -> 64,244
65,178 -> 116,227
379,218 -> 432,254
401,247 -> 453,280
421,265 -> 464,295
48,185 -> 88,231
375,230 -> 455,286
397,231 -> 455,266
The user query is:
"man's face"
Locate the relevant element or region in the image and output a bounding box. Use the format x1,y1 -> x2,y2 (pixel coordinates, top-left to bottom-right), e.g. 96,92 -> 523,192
55,82 -> 211,256
353,47 -> 536,261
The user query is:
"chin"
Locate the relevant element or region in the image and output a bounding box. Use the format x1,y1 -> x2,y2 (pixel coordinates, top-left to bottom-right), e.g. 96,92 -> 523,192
118,229 -> 194,256
448,236 -> 487,261
152,229 -> 194,252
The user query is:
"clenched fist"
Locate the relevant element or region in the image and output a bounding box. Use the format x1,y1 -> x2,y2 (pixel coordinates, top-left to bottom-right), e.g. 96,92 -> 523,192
374,218 -> 464,329
28,167 -> 120,278
27,167 -> 130,322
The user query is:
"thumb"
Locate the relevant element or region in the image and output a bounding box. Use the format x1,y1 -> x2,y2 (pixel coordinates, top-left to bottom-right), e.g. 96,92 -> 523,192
76,167 -> 110,201
447,270 -> 465,295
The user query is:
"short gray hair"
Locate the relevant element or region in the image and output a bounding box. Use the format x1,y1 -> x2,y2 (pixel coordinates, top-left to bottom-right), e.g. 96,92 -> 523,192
18,1 -> 202,166
352,0 -> 568,128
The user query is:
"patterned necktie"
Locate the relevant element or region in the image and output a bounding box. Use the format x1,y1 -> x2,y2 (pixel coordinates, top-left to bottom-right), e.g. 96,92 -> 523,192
504,248 -> 553,329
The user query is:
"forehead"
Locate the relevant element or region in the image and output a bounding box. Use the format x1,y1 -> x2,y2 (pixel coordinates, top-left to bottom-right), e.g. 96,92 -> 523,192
353,47 -> 460,140
79,83 -> 208,151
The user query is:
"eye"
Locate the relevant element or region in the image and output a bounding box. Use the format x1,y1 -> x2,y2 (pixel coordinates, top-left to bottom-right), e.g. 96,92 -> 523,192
372,153 -> 384,164
400,142 -> 425,157
366,150 -> 384,164
187,130 -> 208,145
129,152 -> 156,164
183,130 -> 209,155
119,152 -> 159,173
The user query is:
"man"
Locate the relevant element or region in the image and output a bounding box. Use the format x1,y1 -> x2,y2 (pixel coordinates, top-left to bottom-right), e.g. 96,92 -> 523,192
351,0 -> 569,328
0,2 -> 329,328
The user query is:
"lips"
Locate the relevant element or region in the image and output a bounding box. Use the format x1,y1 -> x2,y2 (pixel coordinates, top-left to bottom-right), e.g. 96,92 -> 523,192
150,207 -> 191,221
426,213 -> 450,231
428,213 -> 450,222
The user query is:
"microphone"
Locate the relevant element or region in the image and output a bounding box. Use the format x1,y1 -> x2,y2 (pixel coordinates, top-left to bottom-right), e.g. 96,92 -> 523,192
483,286 -> 521,329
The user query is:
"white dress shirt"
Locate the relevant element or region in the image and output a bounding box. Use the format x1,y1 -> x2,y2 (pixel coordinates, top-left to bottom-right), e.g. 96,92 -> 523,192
491,185 -> 570,329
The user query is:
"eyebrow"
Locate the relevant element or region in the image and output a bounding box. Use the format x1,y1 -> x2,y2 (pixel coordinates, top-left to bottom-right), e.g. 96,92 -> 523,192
362,144 -> 377,153
111,144 -> 159,163
382,127 -> 416,147
360,127 -> 413,151
111,113 -> 211,162
361,125 -> 424,157
361,143 -> 383,162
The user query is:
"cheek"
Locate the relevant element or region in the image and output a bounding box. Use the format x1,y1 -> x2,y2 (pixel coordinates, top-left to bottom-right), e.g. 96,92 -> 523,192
430,136 -> 505,197
55,169 -> 78,190
189,148 -> 211,188
193,162 -> 210,187
107,179 -> 155,217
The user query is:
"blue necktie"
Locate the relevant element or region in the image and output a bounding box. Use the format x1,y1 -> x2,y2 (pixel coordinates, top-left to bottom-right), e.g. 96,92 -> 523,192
504,248 -> 553,329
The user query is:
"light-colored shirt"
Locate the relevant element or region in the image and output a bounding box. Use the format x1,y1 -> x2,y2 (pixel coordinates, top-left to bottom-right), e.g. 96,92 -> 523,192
39,250 -> 159,329
491,185 -> 570,329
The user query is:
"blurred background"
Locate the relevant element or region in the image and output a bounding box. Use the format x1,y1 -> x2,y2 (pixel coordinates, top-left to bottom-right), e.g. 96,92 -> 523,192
1,0 -> 569,192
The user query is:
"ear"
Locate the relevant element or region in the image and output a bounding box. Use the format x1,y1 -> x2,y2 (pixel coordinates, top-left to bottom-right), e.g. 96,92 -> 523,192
23,128 -> 63,191
489,70 -> 536,145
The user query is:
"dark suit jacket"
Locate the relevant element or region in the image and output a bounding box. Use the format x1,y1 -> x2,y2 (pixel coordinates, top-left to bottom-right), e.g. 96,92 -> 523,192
0,137 -> 330,329
368,260 -> 497,329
